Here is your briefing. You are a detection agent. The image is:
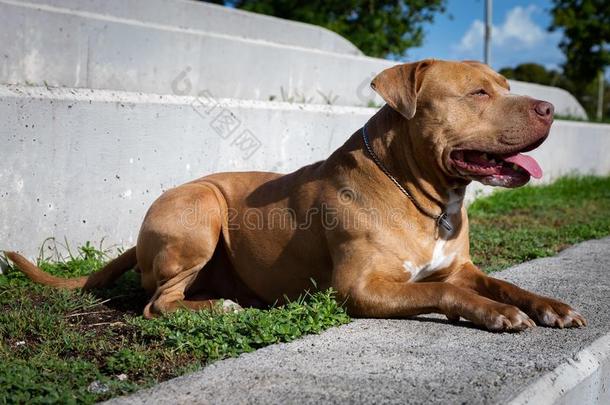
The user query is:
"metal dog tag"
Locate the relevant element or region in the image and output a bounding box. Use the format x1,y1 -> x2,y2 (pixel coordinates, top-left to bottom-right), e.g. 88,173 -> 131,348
437,213 -> 453,233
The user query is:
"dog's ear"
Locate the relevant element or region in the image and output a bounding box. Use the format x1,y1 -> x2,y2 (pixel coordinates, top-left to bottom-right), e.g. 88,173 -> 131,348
370,60 -> 434,119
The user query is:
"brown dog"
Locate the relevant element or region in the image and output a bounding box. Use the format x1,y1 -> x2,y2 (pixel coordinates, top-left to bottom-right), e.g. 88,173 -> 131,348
6,60 -> 586,331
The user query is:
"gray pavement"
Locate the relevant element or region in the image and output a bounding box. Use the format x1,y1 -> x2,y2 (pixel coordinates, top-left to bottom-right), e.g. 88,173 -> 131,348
107,238 -> 610,404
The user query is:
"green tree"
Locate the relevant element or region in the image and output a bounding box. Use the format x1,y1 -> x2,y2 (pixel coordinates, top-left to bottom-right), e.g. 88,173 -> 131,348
549,0 -> 610,84
549,0 -> 609,119
499,63 -> 561,87
204,1 -> 447,58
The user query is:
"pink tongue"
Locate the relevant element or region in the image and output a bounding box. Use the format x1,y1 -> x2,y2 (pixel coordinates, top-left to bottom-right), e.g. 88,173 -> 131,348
504,153 -> 543,179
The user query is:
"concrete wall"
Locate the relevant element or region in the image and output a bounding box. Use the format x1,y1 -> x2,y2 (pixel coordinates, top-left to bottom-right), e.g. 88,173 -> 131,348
0,85 -> 372,256
18,0 -> 363,55
0,0 -> 588,116
1,85 -> 608,257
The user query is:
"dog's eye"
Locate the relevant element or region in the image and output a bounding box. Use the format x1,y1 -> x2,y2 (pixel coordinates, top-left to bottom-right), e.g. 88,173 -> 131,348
470,89 -> 489,97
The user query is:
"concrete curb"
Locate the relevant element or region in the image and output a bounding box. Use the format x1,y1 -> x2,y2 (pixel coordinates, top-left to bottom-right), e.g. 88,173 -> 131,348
509,334 -> 610,405
103,237 -> 610,405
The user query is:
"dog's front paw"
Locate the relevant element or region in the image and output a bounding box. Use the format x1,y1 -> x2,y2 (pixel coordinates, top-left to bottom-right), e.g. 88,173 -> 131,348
482,304 -> 536,332
529,298 -> 586,328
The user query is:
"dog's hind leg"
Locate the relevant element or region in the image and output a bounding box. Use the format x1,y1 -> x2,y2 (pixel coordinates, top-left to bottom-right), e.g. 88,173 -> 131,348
143,259 -> 206,318
142,258 -> 242,318
138,182 -> 233,318
146,296 -> 243,317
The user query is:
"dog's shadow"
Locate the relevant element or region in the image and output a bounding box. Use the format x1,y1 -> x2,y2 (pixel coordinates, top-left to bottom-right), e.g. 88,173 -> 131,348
408,315 -> 536,333
88,271 -> 149,315
86,279 -> 489,332
84,274 -> 494,333
407,315 -> 483,331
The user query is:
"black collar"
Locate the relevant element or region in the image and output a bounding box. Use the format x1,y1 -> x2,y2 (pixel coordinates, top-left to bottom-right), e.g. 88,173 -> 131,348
361,123 -> 453,233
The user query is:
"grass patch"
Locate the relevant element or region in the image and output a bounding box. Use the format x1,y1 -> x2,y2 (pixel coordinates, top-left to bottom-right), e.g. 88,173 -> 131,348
1,175 -> 609,403
0,244 -> 349,404
469,176 -> 610,272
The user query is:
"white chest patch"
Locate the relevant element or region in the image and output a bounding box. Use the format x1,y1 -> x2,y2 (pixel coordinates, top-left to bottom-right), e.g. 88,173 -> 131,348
403,240 -> 456,282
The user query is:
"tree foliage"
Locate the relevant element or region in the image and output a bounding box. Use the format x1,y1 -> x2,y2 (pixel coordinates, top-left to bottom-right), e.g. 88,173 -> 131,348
549,0 -> 610,83
499,63 -> 564,87
205,0 -> 446,58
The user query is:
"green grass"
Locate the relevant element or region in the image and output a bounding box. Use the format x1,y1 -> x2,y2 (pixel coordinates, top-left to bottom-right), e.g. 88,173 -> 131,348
469,176 -> 610,272
1,175 -> 609,404
0,244 -> 349,404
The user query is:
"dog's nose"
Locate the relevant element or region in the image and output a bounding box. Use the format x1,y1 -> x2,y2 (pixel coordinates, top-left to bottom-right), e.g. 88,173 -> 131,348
534,101 -> 554,121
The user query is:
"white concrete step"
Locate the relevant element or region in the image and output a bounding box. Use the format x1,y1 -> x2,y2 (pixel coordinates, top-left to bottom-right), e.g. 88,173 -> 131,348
510,81 -> 587,120
22,0 -> 363,55
0,85 -> 372,255
0,0 -> 385,107
1,84 -> 608,256
0,0 -> 587,117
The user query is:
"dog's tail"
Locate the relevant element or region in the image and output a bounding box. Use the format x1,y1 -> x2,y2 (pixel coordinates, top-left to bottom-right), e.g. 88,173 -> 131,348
4,247 -> 137,290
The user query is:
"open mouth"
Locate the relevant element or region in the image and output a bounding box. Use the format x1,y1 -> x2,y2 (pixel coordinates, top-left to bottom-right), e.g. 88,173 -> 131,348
450,149 -> 543,188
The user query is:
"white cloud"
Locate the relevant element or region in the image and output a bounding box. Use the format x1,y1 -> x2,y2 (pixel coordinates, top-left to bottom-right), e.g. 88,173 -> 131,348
452,5 -> 563,69
457,20 -> 485,53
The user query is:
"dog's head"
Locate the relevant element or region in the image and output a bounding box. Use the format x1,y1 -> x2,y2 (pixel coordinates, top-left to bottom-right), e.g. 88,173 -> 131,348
371,59 -> 553,188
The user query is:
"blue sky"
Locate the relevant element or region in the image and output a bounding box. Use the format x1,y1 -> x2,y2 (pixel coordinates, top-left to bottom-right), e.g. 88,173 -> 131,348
407,0 -> 563,71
